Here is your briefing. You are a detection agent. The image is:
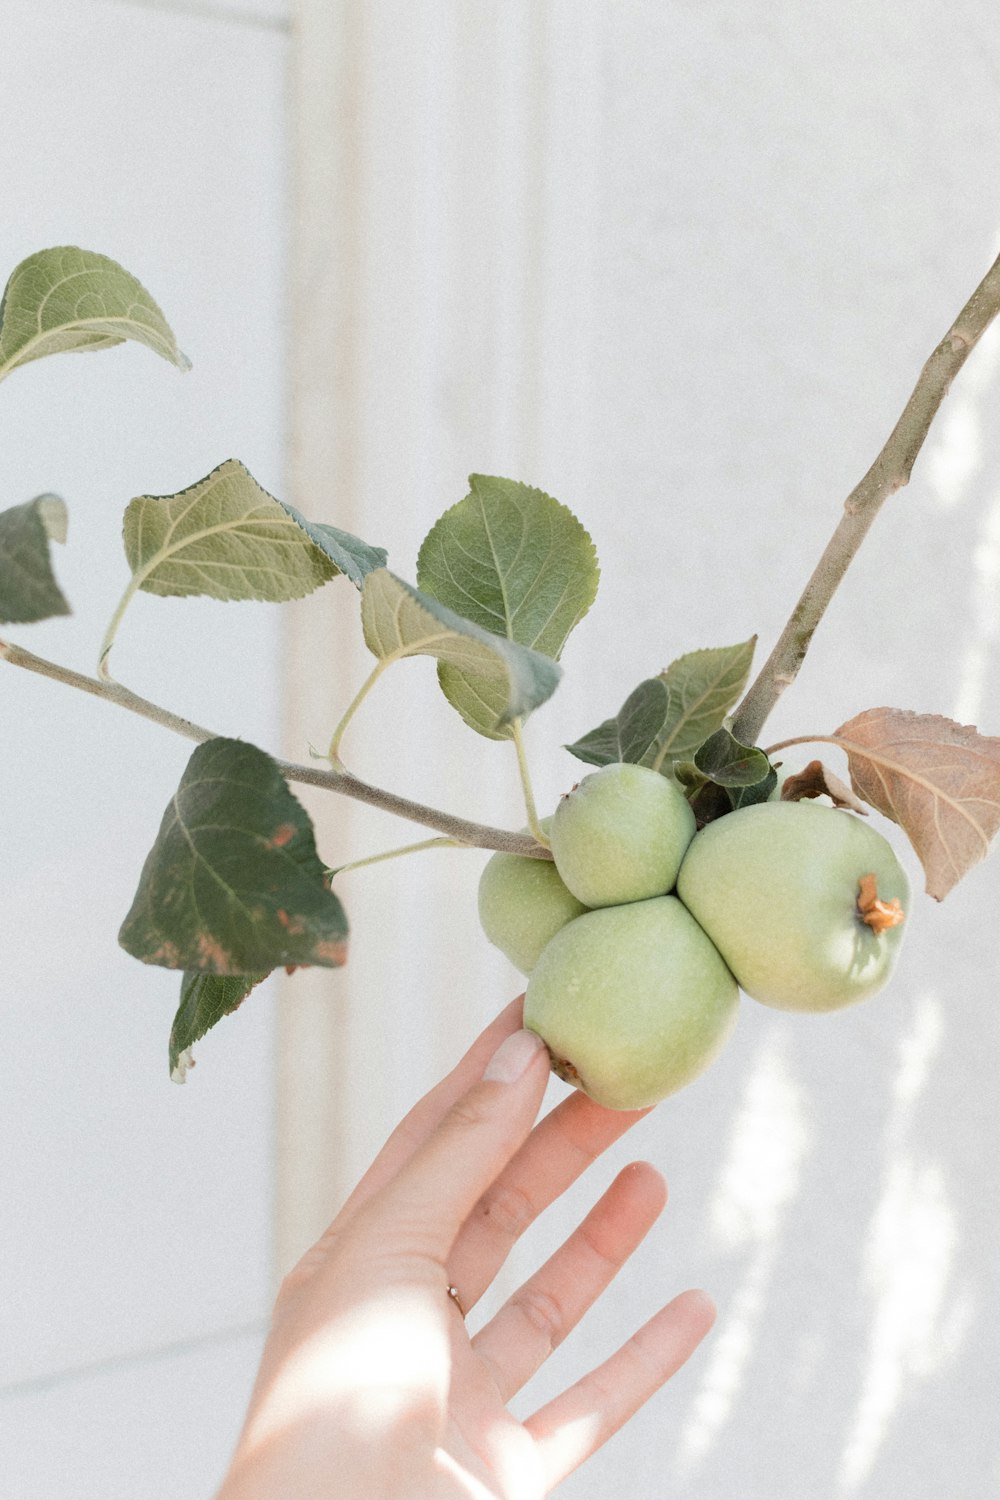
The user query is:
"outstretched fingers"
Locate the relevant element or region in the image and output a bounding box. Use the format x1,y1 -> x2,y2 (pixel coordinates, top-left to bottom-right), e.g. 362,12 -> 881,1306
447,1089 -> 651,1311
523,1288 -> 716,1490
358,1028 -> 552,1265
471,1161 -> 667,1401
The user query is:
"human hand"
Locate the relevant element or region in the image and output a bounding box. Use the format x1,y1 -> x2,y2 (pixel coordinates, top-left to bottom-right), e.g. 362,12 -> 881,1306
216,997 -> 715,1499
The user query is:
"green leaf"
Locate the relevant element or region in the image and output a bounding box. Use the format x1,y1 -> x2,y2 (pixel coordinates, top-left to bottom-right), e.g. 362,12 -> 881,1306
694,727 -> 772,787
0,246 -> 189,378
0,494 -> 70,623
688,762 -> 777,826
416,474 -> 598,735
417,474 -> 599,651
278,503 -> 387,589
122,459 -> 371,603
119,737 -> 349,974
361,568 -> 561,737
566,639 -> 756,772
726,769 -> 778,810
169,970 -> 269,1082
565,678 -> 671,767
694,728 -> 776,810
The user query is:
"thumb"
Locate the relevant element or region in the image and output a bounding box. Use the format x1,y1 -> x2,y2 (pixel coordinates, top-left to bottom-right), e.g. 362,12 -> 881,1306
365,1028 -> 550,1262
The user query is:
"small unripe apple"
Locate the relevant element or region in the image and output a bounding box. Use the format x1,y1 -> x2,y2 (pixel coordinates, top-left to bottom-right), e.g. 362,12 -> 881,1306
550,762 -> 696,907
478,820 -> 588,974
524,895 -> 739,1109
676,801 -> 909,1012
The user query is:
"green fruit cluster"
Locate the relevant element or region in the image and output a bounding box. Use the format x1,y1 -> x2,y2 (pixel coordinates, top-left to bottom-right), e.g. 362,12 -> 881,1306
478,763 -> 910,1111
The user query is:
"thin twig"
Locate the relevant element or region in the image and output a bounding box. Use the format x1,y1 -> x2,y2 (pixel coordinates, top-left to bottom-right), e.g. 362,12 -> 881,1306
328,836 -> 461,877
732,249 -> 1000,746
0,639 -> 552,858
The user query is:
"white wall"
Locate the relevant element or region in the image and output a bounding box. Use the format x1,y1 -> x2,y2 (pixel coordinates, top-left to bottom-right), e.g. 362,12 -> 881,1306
289,5 -> 1000,1499
0,2 -> 288,1496
5,4 -> 1000,1499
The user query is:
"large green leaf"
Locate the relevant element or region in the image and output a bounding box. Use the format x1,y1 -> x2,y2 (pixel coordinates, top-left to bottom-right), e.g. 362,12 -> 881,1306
0,246 -> 189,379
416,474 -> 598,736
119,737 -> 348,974
122,459 -> 380,602
417,474 -> 599,651
566,639 -> 756,772
0,494 -> 70,623
169,970 -> 269,1082
361,568 -> 561,737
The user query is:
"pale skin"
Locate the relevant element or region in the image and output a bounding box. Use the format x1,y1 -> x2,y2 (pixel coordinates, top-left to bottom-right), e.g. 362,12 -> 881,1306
216,997 -> 716,1499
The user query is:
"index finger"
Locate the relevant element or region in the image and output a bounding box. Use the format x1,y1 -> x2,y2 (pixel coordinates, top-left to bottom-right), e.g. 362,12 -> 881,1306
333,995 -> 525,1227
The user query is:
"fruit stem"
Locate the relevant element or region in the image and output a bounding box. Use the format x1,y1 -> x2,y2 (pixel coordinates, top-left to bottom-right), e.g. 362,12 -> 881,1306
511,718 -> 550,847
0,638 -> 554,858
328,835 -> 462,877
857,872 -> 906,934
732,247 -> 1000,746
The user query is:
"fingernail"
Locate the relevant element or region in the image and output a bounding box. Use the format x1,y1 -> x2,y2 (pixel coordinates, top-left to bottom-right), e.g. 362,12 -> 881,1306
484,1028 -> 546,1084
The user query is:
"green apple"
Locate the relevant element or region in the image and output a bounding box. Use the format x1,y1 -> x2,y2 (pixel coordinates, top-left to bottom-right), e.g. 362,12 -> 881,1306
478,819 -> 588,974
523,895 -> 739,1109
676,801 -> 909,1012
550,762 -> 696,907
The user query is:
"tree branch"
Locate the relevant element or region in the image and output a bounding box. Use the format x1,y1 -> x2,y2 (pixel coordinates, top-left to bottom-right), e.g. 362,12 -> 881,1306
0,639 -> 551,858
732,249 -> 1000,746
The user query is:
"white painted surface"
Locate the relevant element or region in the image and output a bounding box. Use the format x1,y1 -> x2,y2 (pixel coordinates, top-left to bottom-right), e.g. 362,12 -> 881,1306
1,0 -> 285,1493
0,1325 -> 266,1500
5,2 -> 1000,1498
284,4 -> 1000,1498
109,0 -> 289,27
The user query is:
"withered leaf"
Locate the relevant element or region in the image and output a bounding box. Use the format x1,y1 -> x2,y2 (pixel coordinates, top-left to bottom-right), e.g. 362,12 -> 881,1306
779,758 -> 868,814
834,708 -> 1000,899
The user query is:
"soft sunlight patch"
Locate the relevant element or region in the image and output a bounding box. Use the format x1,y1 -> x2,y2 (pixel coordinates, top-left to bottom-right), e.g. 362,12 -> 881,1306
709,1034 -> 811,1251
533,1412 -> 604,1490
246,1285 -> 449,1452
953,490 -> 1000,725
926,317 -> 1000,511
675,1035 -> 810,1476
837,992 -> 969,1492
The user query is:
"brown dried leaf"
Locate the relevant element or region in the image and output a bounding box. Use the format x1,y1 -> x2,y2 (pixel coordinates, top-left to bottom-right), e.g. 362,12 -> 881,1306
780,758 -> 868,814
834,708 -> 1000,899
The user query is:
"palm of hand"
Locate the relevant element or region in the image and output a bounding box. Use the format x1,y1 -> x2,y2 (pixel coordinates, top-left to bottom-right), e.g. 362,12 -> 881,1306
218,1002 -> 713,1500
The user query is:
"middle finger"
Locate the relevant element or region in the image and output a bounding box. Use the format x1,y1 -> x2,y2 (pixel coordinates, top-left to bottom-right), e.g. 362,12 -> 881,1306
471,1160 -> 667,1401
447,1087 -> 652,1310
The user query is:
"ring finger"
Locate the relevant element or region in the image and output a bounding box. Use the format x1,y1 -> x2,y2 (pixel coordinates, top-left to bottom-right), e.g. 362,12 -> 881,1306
471,1160 -> 667,1401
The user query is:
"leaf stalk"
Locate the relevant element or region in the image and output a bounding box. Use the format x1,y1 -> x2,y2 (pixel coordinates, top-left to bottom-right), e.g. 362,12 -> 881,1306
328,836 -> 461,877
326,657 -> 388,763
511,719 -> 550,846
97,574 -> 143,677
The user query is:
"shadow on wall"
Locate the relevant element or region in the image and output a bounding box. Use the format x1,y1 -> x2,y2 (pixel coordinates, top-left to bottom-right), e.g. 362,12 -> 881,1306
661,302 -> 1000,1498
